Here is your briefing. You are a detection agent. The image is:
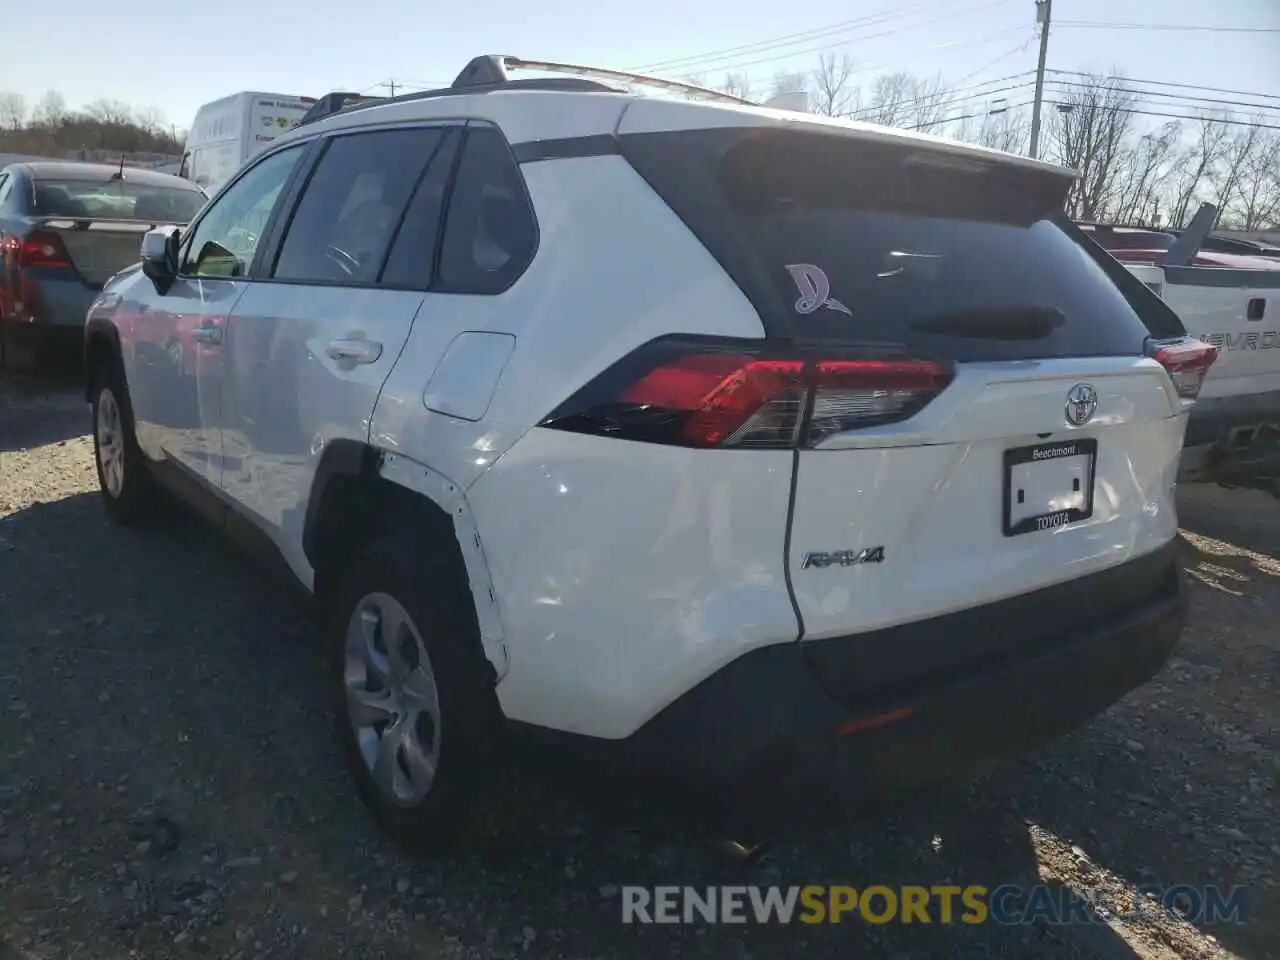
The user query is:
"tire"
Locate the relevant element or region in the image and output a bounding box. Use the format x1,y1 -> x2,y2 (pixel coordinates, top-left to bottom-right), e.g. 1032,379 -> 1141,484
329,535 -> 502,857
90,360 -> 157,525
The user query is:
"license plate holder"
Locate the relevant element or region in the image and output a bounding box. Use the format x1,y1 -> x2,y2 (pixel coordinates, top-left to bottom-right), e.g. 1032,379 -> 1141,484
1002,439 -> 1098,537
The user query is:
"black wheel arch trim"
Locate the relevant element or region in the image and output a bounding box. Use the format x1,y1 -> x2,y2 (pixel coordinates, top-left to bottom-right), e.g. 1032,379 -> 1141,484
83,318 -> 124,401
301,438 -> 386,570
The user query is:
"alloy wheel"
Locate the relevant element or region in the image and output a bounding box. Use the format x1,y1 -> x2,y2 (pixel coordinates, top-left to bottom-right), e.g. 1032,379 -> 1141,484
343,592 -> 442,807
96,387 -> 126,498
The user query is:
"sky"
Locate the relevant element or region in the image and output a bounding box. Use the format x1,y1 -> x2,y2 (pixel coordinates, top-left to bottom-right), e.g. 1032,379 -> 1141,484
1,0 -> 1277,136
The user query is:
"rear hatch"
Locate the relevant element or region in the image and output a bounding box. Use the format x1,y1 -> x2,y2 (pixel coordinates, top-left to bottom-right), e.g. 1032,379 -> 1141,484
31,177 -> 205,286
618,114 -> 1193,695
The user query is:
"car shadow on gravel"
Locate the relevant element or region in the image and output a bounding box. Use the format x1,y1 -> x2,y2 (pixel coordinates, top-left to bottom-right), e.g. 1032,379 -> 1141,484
0,489 -> 1269,959
0,371 -> 87,453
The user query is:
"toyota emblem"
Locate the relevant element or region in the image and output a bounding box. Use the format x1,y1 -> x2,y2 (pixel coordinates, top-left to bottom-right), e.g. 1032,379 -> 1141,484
1065,383 -> 1098,426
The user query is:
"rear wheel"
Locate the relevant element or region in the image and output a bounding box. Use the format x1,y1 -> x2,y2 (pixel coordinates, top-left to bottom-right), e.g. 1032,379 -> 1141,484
329,536 -> 502,857
91,361 -> 157,525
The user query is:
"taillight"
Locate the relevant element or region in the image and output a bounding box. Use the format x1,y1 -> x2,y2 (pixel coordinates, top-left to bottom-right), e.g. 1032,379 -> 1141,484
540,337 -> 954,449
1148,336 -> 1218,401
19,231 -> 73,268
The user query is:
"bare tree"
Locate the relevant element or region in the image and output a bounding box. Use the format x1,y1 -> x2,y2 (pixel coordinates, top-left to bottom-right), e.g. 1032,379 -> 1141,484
1232,131 -> 1280,230
31,90 -> 67,128
905,74 -> 951,133
1109,121 -> 1181,224
1168,114 -> 1231,227
1048,73 -> 1138,219
974,106 -> 1031,154
0,92 -> 26,131
1212,121 -> 1262,228
865,72 -> 914,127
85,98 -> 133,126
812,53 -> 856,116
717,73 -> 755,102
768,70 -> 810,109
133,106 -> 168,135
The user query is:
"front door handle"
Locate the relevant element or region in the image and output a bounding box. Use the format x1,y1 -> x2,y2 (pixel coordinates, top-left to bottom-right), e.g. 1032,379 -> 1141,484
192,321 -> 222,345
326,339 -> 383,365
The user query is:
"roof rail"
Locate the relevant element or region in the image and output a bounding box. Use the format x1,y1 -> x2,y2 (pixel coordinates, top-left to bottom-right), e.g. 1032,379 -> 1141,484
298,91 -> 386,126
295,54 -> 757,129
451,55 -> 756,106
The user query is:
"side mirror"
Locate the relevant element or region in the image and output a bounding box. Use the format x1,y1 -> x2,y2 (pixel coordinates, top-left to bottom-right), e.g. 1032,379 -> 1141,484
140,226 -> 180,294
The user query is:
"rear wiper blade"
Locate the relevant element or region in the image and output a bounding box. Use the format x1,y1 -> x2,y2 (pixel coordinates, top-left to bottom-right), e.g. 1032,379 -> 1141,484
908,307 -> 1065,341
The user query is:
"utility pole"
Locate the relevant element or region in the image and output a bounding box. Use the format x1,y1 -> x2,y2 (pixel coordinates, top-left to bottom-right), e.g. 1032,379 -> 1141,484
380,80 -> 399,97
1028,0 -> 1052,159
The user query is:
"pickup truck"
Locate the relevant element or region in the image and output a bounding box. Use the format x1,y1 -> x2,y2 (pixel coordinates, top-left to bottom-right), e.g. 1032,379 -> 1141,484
1080,206 -> 1280,480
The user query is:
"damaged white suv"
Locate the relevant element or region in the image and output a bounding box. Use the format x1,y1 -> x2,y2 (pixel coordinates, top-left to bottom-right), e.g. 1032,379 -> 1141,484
85,56 -> 1215,854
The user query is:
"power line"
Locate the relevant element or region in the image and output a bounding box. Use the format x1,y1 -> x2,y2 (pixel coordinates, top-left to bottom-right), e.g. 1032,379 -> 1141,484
1055,20 -> 1280,33
951,33 -> 1037,87
834,74 -> 1034,120
1045,79 -> 1280,118
634,0 -> 1020,77
843,80 -> 1035,120
1048,103 -> 1280,132
909,100 -> 1035,130
736,26 -> 1031,95
1045,69 -> 1280,104
663,23 -> 1024,79
629,4 -> 929,73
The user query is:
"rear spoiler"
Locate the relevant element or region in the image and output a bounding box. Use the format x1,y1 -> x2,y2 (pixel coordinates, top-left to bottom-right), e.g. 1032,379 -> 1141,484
1162,202 -> 1218,267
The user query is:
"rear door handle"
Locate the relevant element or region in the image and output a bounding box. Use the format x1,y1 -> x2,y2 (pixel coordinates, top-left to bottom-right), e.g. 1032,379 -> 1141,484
326,339 -> 383,365
192,321 -> 222,345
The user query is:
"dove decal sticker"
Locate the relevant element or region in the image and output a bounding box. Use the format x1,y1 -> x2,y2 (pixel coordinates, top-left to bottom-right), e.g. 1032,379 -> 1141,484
784,263 -> 852,317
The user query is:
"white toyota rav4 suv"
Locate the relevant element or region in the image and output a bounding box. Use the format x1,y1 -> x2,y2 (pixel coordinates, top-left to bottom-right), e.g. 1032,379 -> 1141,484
85,56 -> 1217,854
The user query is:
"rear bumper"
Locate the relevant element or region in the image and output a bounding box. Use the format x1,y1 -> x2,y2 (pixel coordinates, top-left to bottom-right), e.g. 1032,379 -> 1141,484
542,542 -> 1184,831
9,271 -> 97,329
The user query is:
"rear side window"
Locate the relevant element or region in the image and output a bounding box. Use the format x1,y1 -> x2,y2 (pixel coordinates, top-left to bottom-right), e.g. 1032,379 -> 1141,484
621,129 -> 1175,360
380,129 -> 462,289
32,178 -> 205,223
436,126 -> 538,295
273,127 -> 449,285
0,174 -> 13,208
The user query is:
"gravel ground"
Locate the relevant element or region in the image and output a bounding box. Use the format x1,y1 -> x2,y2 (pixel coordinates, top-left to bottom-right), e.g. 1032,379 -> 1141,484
1,371 -> 1276,960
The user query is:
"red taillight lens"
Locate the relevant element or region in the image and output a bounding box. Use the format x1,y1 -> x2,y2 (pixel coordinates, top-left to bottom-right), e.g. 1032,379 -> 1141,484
620,354 -> 807,447
542,339 -> 954,449
1148,336 -> 1218,401
19,231 -> 73,268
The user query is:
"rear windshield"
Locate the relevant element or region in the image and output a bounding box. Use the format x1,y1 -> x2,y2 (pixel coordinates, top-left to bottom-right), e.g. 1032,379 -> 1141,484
33,178 -> 205,223
620,128 -> 1183,357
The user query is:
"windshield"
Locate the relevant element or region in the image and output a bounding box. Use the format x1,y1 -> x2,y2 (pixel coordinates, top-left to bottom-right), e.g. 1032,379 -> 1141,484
33,178 -> 206,223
